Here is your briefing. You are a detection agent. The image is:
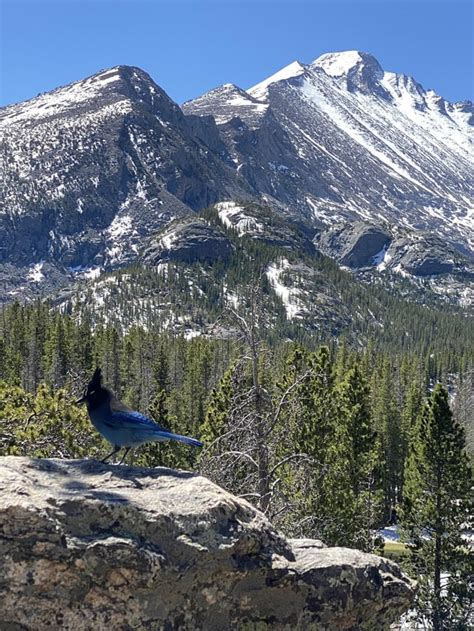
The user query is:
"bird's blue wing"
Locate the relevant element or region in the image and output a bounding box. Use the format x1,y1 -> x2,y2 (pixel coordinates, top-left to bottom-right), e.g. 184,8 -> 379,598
106,410 -> 167,433
100,410 -> 203,448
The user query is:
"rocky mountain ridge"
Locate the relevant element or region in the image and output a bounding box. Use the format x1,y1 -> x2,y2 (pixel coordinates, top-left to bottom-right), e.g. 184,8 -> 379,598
0,52 -> 472,319
0,65 -> 249,269
185,50 -> 473,256
49,203 -> 473,356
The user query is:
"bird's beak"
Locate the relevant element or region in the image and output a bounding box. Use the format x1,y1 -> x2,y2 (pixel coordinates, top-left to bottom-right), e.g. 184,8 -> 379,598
75,395 -> 87,405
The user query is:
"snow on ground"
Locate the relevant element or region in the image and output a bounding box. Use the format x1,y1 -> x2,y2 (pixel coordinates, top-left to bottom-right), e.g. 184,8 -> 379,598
300,78 -> 440,197
266,259 -> 301,320
223,283 -> 240,309
312,51 -> 367,77
184,329 -> 201,340
67,265 -> 102,280
459,286 -> 474,308
159,228 -> 179,250
215,201 -> 265,235
372,244 -> 388,267
393,264 -> 411,278
104,213 -> 139,264
83,267 -> 102,280
0,67 -> 124,125
106,214 -> 133,240
375,246 -> 393,272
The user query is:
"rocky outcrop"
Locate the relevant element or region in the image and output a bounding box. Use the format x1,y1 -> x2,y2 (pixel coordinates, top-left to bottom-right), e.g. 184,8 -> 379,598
214,200 -> 316,253
315,221 -> 474,282
314,221 -> 391,268
0,457 -> 415,630
142,217 -> 233,264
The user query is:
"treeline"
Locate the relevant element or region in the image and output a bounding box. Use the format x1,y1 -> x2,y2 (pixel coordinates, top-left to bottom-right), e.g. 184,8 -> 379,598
1,298 -> 472,394
41,204 -> 474,363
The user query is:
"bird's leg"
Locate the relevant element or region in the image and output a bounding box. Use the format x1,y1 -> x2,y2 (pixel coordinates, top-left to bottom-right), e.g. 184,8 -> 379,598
101,445 -> 121,463
118,447 -> 131,465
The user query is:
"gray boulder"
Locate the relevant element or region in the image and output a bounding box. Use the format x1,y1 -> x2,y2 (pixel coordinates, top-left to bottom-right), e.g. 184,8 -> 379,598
0,457 -> 415,630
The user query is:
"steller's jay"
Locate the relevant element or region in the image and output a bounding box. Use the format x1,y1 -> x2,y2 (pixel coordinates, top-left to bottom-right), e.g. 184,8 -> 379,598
76,368 -> 203,464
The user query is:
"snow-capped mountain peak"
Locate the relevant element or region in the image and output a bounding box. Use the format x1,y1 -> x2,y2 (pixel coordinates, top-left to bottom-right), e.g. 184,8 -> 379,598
248,60 -> 305,100
184,51 -> 473,257
311,50 -> 386,95
311,50 -> 382,78
1,55 -> 473,309
182,81 -> 268,126
0,65 -> 171,129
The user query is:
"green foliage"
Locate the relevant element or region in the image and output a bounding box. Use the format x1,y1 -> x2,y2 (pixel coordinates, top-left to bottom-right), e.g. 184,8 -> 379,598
0,382 -> 104,458
401,384 -> 473,630
0,291 -> 472,626
267,345 -> 384,550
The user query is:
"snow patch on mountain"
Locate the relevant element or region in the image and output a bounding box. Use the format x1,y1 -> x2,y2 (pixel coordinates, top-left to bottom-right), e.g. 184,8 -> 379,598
248,61 -> 305,100
27,262 -> 45,283
106,214 -> 134,240
215,201 -> 265,234
312,51 -> 372,77
0,67 -> 124,125
183,83 -> 268,127
159,229 -> 180,251
266,259 -> 302,319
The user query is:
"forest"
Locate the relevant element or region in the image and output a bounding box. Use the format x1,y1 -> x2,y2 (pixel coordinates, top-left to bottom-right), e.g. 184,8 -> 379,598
0,294 -> 472,629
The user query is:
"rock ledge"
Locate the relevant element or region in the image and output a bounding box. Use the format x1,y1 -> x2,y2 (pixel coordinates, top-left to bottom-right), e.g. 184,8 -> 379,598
0,457 -> 415,630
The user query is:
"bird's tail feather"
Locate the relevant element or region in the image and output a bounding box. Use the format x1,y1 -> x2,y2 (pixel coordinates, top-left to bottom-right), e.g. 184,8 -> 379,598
152,430 -> 203,448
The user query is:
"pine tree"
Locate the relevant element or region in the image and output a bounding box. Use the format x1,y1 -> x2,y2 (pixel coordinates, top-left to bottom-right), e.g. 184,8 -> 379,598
334,363 -> 383,550
402,384 -> 473,630
371,356 -> 403,521
43,314 -> 72,387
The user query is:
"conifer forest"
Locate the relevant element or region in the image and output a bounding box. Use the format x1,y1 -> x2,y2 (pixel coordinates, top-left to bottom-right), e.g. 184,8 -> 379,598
0,285 -> 472,628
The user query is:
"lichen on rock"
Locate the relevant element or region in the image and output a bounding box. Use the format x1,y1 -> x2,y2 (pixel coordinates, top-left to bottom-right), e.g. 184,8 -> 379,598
0,457 -> 415,630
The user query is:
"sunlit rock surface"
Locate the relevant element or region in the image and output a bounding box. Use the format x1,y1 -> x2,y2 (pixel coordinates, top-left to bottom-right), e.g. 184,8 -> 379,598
0,457 -> 415,630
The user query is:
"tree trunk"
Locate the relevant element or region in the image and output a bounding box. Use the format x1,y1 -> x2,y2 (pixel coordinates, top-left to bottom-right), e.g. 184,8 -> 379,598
433,465 -> 442,631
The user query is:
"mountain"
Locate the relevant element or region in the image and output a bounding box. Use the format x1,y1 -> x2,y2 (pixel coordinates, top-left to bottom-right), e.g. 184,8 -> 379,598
184,51 -> 473,257
0,65 -> 249,293
0,52 -> 472,324
314,220 -> 474,307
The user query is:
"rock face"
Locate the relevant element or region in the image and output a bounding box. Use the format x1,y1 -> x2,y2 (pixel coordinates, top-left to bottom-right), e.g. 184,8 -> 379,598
315,221 -> 391,269
0,457 -> 415,630
0,65 -> 247,272
142,217 -> 233,265
214,201 -> 316,254
0,55 -> 472,308
315,220 -> 474,284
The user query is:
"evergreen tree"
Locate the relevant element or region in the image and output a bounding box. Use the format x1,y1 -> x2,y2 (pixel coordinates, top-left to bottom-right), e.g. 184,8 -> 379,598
371,357 -> 403,522
401,384 -> 473,630
334,363 -> 383,550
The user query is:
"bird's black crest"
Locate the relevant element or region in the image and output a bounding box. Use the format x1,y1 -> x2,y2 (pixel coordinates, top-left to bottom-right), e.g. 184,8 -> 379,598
88,367 -> 102,391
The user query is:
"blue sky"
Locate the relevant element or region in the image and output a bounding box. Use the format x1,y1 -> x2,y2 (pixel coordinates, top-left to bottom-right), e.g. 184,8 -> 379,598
1,0 -> 472,107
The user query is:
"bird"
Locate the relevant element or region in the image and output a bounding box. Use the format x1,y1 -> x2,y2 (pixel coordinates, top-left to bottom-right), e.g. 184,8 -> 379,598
76,367 -> 203,464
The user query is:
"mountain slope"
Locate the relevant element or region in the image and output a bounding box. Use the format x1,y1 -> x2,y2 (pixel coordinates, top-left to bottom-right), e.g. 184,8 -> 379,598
52,203 -> 473,357
0,65 -> 249,273
184,51 -> 473,256
0,53 -> 472,315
